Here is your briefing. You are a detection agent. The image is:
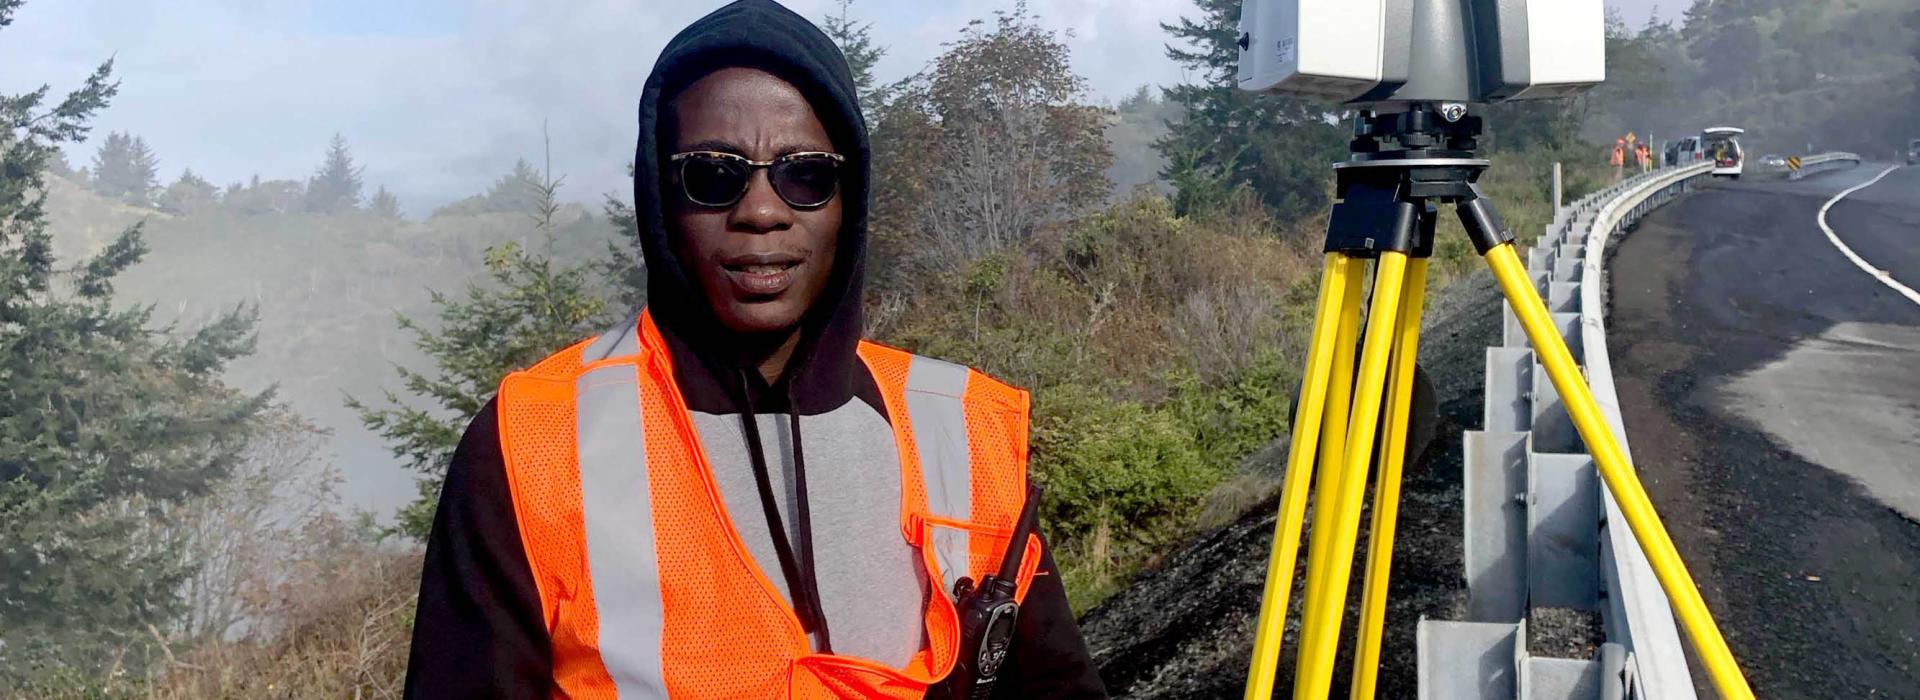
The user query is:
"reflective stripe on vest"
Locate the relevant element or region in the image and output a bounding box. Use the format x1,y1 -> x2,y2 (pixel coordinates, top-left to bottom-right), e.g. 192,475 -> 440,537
902,355 -> 973,598
576,360 -> 667,697
498,310 -> 1037,698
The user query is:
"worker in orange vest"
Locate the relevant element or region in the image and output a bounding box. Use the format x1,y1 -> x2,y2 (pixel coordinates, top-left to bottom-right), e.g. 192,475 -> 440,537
1610,138 -> 1626,181
401,2 -> 1106,698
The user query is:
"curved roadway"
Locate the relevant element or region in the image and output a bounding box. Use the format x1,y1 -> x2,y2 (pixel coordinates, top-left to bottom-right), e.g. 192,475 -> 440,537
1608,163 -> 1920,697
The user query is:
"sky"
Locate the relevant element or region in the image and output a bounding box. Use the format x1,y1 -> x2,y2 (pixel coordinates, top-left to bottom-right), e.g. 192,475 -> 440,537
3,0 -> 1668,216
2,0 -> 1199,216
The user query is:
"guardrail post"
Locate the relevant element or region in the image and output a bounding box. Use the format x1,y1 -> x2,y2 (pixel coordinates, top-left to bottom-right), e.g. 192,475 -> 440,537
1553,162 -> 1563,214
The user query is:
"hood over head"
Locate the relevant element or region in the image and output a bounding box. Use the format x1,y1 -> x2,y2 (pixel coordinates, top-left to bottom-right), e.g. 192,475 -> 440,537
635,0 -> 870,414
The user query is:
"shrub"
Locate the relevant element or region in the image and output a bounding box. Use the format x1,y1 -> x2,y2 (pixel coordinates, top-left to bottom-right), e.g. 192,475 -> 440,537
1030,385 -> 1216,548
1167,349 -> 1299,476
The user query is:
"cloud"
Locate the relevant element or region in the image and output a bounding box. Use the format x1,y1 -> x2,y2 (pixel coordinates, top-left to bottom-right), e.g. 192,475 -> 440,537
1,0 -> 1196,217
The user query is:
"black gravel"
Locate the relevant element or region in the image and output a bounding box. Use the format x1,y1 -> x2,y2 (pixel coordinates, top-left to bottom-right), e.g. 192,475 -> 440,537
1527,607 -> 1604,660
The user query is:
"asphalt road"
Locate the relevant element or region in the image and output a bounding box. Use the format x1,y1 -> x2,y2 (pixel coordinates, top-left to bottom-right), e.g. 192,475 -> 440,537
1607,164 -> 1920,697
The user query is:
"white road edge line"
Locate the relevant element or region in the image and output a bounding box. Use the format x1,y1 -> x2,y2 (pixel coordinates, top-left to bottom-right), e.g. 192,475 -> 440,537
1816,165 -> 1920,307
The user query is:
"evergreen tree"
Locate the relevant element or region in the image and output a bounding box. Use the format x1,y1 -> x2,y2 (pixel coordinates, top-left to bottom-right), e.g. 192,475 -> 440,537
350,159 -> 613,539
304,133 -> 363,213
429,158 -> 543,217
0,6 -> 267,685
89,130 -> 160,204
822,0 -> 888,116
89,131 -> 132,197
1156,0 -> 1345,223
158,167 -> 219,214
485,158 -> 544,212
129,135 -> 160,202
598,162 -> 646,311
44,147 -> 76,180
370,184 -> 401,219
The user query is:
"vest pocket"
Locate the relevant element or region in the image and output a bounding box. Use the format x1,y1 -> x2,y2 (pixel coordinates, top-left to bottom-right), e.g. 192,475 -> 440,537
791,651 -> 938,699
919,517 -> 1045,605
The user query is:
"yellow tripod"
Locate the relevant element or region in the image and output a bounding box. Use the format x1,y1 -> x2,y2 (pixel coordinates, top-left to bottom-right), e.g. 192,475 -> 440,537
1240,107 -> 1754,700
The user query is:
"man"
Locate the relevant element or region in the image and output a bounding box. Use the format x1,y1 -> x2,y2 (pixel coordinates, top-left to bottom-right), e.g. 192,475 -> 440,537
402,1 -> 1107,698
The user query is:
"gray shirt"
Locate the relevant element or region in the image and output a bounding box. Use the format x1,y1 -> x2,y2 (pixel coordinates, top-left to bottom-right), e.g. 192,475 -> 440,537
689,401 -> 928,668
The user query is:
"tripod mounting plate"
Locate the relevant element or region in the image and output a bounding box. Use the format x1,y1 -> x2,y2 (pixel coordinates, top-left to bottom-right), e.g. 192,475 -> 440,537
1324,160 -> 1513,257
1321,104 -> 1517,257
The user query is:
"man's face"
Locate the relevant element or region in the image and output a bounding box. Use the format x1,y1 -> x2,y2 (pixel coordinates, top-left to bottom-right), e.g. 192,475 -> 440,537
667,67 -> 842,337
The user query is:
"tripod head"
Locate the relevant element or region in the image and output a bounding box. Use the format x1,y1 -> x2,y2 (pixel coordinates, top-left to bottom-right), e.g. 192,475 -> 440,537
1325,102 -> 1513,259
1349,102 -> 1481,161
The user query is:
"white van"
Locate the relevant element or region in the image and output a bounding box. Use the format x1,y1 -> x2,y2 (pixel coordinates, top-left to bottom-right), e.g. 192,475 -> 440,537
1702,126 -> 1745,178
1666,136 -> 1701,166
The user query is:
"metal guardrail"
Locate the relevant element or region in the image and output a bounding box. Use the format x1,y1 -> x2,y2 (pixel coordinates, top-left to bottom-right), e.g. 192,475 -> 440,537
1576,162 -> 1714,699
1788,151 -> 1861,180
1420,162 -> 1712,700
1422,152 -> 1860,698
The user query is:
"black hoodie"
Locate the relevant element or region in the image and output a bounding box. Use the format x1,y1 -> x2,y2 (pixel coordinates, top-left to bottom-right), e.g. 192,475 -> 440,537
402,2 -> 1106,697
636,0 -> 871,416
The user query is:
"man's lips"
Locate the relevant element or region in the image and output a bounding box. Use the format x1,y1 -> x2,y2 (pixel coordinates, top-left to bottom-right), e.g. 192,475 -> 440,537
719,252 -> 802,297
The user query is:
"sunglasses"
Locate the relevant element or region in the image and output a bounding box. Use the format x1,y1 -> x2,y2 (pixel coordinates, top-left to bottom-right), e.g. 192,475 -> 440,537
668,150 -> 845,209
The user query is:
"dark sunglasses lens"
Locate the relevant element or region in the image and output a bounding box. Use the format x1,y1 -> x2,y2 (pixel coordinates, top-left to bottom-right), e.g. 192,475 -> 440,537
772,157 -> 839,207
681,156 -> 748,206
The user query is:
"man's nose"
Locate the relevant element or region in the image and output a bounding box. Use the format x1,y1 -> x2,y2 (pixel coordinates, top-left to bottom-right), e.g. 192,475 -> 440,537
728,168 -> 795,233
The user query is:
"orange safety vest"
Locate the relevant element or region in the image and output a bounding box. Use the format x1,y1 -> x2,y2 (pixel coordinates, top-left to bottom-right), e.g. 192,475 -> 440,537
495,309 -> 1043,699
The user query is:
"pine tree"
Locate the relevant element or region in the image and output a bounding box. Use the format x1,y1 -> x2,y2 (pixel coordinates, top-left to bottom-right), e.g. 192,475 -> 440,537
598,161 -> 646,311
350,155 -> 613,539
1,5 -> 267,685
129,135 -> 160,202
370,185 -> 401,219
429,158 -> 543,217
89,130 -> 160,204
89,131 -> 133,197
87,130 -> 130,196
822,0 -> 888,116
304,133 -> 363,213
1156,0 -> 1345,222
45,147 -> 76,180
159,167 -> 219,214
484,158 -> 544,212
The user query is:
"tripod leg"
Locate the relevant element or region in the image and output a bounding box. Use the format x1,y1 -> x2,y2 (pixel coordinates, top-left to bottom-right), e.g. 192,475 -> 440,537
1242,253 -> 1363,700
1300,255 -> 1367,617
1347,257 -> 1428,700
1294,251 -> 1411,700
1483,243 -> 1754,700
